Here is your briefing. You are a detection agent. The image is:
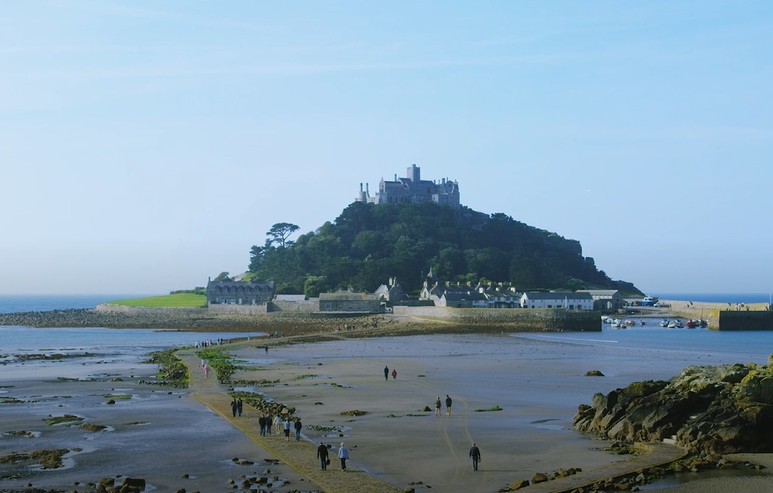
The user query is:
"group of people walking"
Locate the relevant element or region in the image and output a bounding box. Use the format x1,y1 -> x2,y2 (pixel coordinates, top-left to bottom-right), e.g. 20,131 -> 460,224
434,394 -> 453,416
256,414 -> 303,441
317,441 -> 349,471
230,398 -> 243,417
383,365 -> 397,380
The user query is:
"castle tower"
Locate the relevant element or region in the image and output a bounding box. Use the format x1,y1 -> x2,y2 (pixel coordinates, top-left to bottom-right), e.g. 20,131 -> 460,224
407,164 -> 420,183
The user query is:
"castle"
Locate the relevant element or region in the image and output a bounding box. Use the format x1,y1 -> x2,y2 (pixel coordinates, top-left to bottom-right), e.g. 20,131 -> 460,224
356,164 -> 460,208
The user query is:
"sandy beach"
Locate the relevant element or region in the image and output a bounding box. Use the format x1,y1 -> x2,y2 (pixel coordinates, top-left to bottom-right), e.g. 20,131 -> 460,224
2,323 -> 772,493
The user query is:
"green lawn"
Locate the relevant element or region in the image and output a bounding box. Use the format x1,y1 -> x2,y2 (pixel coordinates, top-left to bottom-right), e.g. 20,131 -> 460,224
108,293 -> 207,308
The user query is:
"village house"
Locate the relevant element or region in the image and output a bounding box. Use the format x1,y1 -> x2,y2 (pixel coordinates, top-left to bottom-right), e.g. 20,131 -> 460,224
435,289 -> 487,308
520,291 -> 594,311
476,284 -> 520,308
374,277 -> 406,304
576,289 -> 625,311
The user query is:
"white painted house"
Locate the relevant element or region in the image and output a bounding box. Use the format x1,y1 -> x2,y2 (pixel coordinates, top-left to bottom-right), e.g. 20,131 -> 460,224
520,291 -> 594,311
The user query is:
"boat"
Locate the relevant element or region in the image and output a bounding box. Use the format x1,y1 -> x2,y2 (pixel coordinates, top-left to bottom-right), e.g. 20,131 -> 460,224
686,320 -> 699,328
667,321 -> 677,329
675,320 -> 684,328
659,319 -> 670,328
641,296 -> 659,307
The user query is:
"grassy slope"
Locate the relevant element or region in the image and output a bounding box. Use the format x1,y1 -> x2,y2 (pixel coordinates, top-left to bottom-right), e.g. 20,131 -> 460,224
108,293 -> 207,308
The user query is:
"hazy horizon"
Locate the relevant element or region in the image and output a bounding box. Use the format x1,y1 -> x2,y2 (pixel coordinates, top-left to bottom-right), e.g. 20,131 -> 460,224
2,2 -> 771,296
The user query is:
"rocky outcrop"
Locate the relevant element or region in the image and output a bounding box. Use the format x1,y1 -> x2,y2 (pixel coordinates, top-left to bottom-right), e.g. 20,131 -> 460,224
573,356 -> 773,454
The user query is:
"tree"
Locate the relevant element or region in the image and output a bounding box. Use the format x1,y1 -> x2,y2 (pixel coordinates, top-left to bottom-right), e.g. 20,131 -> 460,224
266,222 -> 300,248
248,245 -> 265,272
304,275 -> 330,298
213,272 -> 231,282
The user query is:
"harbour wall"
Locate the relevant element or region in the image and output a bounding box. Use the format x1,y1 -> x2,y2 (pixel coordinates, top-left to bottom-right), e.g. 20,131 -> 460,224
393,306 -> 601,332
718,310 -> 773,331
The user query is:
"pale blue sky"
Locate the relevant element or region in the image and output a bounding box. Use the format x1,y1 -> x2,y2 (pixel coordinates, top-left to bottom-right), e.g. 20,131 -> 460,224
2,1 -> 771,295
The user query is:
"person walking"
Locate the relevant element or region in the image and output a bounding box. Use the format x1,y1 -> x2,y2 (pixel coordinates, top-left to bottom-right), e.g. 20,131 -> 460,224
266,414 -> 273,435
435,396 -> 442,416
445,395 -> 453,415
469,443 -> 481,471
338,442 -> 349,470
317,442 -> 329,470
258,415 -> 267,436
294,418 -> 303,441
231,399 -> 238,417
391,368 -> 397,380
236,399 -> 243,417
283,418 -> 292,441
384,366 -> 389,381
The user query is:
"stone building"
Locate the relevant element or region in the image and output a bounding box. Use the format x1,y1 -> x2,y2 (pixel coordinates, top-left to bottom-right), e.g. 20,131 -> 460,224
356,164 -> 460,208
206,280 -> 275,306
319,290 -> 381,313
576,290 -> 625,311
520,291 -> 594,311
374,277 -> 406,304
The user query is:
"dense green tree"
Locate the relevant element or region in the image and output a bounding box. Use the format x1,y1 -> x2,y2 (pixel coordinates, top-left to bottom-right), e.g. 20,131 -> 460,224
246,202 -> 642,296
266,222 -> 300,248
212,272 -> 232,282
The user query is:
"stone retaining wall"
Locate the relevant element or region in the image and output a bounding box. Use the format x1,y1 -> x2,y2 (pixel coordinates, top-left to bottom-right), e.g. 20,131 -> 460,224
207,303 -> 268,315
719,310 -> 773,330
96,304 -> 208,315
270,299 -> 318,313
393,306 -> 601,331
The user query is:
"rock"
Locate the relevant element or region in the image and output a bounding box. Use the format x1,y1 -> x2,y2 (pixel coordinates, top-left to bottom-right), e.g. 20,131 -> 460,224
509,479 -> 530,489
574,362 -> 773,454
531,472 -> 548,484
121,477 -> 145,489
586,370 -> 605,376
99,478 -> 115,488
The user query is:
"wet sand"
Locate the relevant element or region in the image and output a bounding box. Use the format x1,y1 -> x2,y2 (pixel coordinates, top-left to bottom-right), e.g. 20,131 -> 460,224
0,353 -> 316,492
2,328 -> 772,493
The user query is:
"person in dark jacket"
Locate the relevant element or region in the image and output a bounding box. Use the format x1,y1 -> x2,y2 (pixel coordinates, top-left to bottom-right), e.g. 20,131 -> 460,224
294,418 -> 303,441
469,443 -> 481,471
317,442 -> 329,470
258,415 -> 267,436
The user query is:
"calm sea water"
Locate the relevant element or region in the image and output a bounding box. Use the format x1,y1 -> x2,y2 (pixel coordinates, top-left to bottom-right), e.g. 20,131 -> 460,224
655,293 -> 771,304
1,294 -> 771,370
0,294 -> 154,314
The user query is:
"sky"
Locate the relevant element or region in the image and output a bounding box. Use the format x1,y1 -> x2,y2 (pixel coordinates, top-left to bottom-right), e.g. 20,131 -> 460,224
2,1 -> 772,296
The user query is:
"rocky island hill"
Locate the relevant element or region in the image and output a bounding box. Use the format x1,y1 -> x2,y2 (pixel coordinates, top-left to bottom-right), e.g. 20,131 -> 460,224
574,355 -> 773,455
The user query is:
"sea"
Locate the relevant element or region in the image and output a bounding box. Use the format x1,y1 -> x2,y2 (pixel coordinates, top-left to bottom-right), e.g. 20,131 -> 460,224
1,293 -> 771,373
655,293 -> 772,304
0,294 -> 146,314
0,294 -> 268,378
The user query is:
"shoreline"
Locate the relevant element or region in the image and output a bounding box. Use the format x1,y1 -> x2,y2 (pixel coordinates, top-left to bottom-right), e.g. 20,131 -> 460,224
2,312 -> 772,492
1,299 -> 770,335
